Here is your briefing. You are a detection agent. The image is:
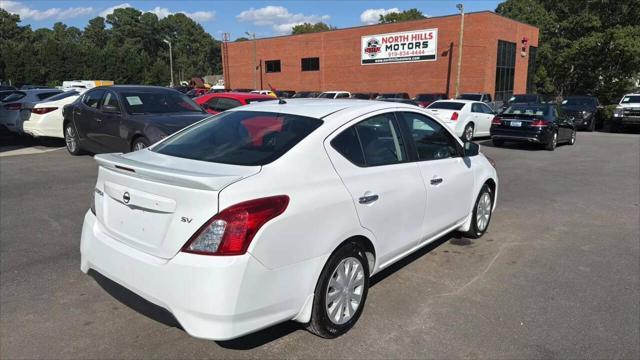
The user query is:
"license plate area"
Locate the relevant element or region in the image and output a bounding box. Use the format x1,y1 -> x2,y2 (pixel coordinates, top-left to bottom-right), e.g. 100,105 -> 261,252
510,121 -> 522,127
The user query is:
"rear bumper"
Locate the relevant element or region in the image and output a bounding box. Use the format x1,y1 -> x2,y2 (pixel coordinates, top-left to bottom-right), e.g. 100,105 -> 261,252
23,115 -> 64,138
491,128 -> 550,143
80,211 -> 318,340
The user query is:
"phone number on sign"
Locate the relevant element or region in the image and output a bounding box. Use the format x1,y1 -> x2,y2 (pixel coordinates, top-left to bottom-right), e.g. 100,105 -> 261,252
386,49 -> 428,57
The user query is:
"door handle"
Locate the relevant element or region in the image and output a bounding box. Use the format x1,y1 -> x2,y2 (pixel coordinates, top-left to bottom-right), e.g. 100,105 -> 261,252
430,178 -> 443,185
358,194 -> 379,204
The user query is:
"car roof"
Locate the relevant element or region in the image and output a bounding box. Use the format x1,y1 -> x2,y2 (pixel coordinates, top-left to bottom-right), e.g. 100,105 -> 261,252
227,98 -> 412,119
23,88 -> 62,94
432,99 -> 476,104
207,92 -> 275,99
93,85 -> 176,93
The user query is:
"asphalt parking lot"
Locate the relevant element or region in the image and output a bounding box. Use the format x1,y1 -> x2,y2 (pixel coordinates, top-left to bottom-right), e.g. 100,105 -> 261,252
1,131 -> 638,359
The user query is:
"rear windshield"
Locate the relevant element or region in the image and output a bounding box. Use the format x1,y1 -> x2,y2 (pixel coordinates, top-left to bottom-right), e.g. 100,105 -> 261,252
457,94 -> 482,101
318,92 -> 336,98
122,91 -> 203,114
503,105 -> 550,116
153,111 -> 323,166
427,101 -> 465,110
415,94 -> 443,101
45,91 -> 79,102
509,95 -> 538,103
621,95 -> 640,104
2,92 -> 26,102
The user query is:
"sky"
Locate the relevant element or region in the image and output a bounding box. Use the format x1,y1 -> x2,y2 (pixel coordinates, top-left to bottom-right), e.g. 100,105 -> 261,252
1,0 -> 502,39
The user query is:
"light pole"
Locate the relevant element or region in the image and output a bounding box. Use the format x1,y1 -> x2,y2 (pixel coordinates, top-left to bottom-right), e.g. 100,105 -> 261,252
454,3 -> 464,98
245,31 -> 257,89
163,39 -> 174,87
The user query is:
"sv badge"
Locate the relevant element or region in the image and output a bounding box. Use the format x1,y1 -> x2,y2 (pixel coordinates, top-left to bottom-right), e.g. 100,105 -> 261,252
181,217 -> 193,223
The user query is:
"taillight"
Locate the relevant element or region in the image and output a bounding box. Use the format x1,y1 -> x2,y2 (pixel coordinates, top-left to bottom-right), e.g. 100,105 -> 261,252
182,195 -> 289,256
531,119 -> 551,127
450,112 -> 459,121
31,107 -> 58,114
4,103 -> 21,110
491,116 -> 502,125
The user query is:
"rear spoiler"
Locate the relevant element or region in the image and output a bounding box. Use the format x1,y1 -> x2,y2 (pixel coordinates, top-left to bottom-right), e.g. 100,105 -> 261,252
94,153 -> 249,191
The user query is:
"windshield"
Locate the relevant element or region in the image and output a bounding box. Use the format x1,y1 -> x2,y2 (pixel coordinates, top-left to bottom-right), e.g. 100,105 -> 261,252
45,91 -> 79,102
122,91 -> 203,114
2,92 -> 26,102
153,111 -> 323,166
415,94 -> 442,101
562,97 -> 596,106
509,95 -> 538,103
503,105 -> 550,116
318,92 -> 336,98
457,94 -> 482,101
621,95 -> 640,104
427,101 -> 465,110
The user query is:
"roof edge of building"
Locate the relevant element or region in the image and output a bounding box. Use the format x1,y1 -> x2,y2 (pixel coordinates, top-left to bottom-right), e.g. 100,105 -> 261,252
227,11 -> 537,44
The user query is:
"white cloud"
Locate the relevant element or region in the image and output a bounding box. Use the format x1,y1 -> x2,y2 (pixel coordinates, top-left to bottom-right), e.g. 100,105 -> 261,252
1,1 -> 94,21
99,3 -> 131,17
237,6 -> 330,34
101,4 -> 214,22
360,8 -> 400,25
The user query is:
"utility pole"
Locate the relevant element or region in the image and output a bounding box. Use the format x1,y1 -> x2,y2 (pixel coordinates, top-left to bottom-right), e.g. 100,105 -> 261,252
455,3 -> 465,98
245,31 -> 257,89
163,39 -> 174,87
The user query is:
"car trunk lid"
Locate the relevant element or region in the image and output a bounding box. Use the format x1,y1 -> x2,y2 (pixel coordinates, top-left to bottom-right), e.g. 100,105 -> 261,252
93,150 -> 260,259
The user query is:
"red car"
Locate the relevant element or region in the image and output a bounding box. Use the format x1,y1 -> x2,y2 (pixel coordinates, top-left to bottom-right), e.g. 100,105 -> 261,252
194,92 -> 275,114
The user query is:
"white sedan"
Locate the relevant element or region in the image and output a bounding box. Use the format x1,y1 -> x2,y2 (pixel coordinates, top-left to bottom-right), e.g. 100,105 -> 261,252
427,99 -> 496,141
80,99 -> 498,340
22,90 -> 83,138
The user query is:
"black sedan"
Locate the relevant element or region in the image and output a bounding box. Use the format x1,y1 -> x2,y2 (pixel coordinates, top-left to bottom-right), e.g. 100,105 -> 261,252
62,86 -> 209,155
490,103 -> 576,151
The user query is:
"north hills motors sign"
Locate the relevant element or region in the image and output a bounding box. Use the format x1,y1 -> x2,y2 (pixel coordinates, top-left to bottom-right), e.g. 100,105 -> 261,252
361,29 -> 438,65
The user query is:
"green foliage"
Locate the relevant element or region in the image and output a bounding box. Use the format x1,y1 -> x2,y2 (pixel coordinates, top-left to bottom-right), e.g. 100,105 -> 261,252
234,37 -> 250,42
0,7 -> 221,87
496,0 -> 640,104
291,22 -> 337,35
378,8 -> 426,24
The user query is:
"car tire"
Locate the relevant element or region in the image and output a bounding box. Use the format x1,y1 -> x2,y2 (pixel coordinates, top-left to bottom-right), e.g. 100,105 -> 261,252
64,122 -> 83,156
569,130 -> 576,145
545,131 -> 557,151
492,139 -> 504,147
463,184 -> 493,239
131,137 -> 150,152
306,241 -> 370,339
462,123 -> 474,142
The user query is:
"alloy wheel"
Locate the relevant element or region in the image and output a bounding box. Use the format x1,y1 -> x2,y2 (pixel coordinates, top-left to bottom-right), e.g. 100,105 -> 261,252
476,192 -> 492,232
464,125 -> 474,142
133,141 -> 147,151
325,257 -> 365,325
65,125 -> 77,153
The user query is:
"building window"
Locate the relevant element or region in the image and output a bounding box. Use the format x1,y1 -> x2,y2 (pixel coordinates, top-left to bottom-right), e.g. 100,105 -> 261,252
265,60 -> 281,73
494,40 -> 516,103
527,46 -> 537,93
301,57 -> 320,71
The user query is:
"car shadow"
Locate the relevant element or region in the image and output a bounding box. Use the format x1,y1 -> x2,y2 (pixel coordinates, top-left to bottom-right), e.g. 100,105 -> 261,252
0,127 -> 65,153
87,231 -> 466,350
477,139 -> 564,151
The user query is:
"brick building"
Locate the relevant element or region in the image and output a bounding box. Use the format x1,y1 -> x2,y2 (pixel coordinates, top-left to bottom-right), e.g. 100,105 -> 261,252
222,11 -> 539,102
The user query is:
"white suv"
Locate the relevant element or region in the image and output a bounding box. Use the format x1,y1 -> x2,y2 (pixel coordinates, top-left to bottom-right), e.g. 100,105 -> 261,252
611,93 -> 640,131
80,99 -> 498,340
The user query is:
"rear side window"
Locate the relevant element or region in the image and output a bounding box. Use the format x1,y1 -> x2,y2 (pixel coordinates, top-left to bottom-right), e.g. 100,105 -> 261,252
153,111 -> 323,166
208,97 -> 242,112
427,101 -> 465,110
331,113 -> 406,167
82,90 -> 105,109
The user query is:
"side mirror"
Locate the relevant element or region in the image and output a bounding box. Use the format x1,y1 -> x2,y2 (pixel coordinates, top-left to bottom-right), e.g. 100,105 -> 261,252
102,104 -> 120,113
464,141 -> 480,157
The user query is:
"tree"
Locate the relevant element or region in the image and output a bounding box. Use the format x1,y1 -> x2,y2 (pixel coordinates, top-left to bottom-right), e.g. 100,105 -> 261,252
496,0 -> 640,103
378,8 -> 426,24
234,37 -> 250,42
291,22 -> 336,35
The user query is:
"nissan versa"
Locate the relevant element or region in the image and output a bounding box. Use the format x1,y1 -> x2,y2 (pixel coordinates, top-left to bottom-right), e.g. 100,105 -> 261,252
80,99 -> 498,340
